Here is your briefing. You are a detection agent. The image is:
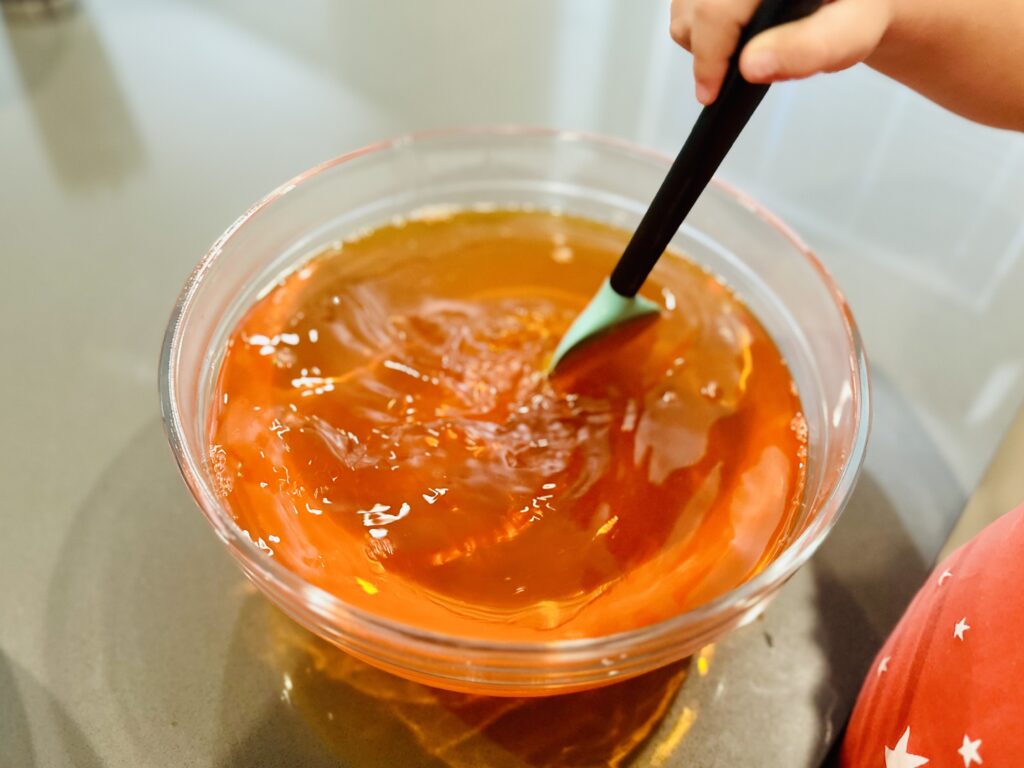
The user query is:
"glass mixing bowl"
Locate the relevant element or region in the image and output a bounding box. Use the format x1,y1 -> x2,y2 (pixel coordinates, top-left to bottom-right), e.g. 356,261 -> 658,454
159,127 -> 870,695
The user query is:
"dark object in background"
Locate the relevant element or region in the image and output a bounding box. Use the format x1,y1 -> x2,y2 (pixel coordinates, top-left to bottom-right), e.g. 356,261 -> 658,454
1,0 -> 146,188
1,0 -> 76,21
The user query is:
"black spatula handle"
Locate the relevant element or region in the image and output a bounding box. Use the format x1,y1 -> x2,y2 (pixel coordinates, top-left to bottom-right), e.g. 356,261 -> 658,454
610,0 -> 823,297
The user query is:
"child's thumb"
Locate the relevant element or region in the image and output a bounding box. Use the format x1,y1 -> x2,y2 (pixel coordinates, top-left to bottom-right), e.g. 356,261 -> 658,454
739,0 -> 891,83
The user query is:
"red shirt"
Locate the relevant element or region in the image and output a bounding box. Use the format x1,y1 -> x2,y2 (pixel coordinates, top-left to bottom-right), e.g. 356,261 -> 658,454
841,503 -> 1024,766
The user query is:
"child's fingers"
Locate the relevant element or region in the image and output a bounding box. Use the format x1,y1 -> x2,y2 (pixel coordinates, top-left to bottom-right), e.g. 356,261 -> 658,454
739,0 -> 892,83
689,0 -> 761,103
669,0 -> 693,49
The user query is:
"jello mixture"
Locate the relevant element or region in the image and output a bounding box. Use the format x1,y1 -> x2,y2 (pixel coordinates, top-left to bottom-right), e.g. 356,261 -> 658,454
209,209 -> 807,641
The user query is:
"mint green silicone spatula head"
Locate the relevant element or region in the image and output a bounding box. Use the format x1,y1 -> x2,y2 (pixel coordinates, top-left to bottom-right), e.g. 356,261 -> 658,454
548,279 -> 659,371
547,0 -> 822,373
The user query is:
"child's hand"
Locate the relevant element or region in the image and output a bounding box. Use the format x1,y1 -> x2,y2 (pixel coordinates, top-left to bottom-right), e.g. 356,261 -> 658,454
670,0 -> 1024,130
670,0 -> 895,105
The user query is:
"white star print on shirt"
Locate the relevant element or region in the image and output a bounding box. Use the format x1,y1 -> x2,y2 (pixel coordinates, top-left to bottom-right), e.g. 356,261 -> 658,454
877,656 -> 890,676
954,617 -> 971,641
885,727 -> 929,768
938,569 -> 953,586
958,735 -> 982,766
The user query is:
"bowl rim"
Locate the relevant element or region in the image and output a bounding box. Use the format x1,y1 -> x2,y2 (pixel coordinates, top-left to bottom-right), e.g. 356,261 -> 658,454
159,125 -> 871,657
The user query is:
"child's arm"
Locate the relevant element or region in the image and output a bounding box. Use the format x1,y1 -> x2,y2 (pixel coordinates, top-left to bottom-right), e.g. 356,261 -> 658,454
670,0 -> 1024,130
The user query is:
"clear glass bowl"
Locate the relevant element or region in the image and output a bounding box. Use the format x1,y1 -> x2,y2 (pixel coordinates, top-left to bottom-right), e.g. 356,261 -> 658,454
159,127 -> 870,696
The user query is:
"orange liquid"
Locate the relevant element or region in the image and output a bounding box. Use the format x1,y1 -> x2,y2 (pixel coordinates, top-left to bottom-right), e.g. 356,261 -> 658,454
210,209 -> 806,642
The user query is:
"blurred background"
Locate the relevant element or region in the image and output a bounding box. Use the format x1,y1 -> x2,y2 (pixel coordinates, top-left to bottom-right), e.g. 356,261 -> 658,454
2,1 -> 1022,766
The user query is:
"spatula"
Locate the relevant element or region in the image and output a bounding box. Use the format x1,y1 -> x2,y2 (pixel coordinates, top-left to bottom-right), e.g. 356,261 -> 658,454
548,0 -> 822,372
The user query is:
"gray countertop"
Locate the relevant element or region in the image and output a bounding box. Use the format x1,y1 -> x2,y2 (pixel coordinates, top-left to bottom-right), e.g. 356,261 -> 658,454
3,1 -> 1023,766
